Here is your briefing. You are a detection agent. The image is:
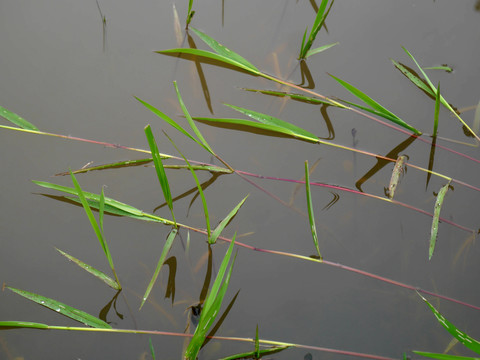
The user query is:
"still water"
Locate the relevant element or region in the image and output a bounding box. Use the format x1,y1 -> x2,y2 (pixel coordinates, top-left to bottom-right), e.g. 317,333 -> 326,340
1,0 -> 480,359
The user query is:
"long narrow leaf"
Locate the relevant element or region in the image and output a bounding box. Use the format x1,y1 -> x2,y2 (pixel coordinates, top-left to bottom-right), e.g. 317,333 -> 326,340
164,133 -> 211,240
401,47 -> 479,141
429,180 -> 451,260
6,287 -> 111,328
391,59 -> 434,96
185,234 -> 237,359
0,321 -> 50,329
0,105 -> 39,130
193,116 -> 319,143
69,171 -> 119,287
224,103 -> 320,142
136,97 -> 205,149
417,293 -> 480,354
140,228 -> 178,309
189,27 -> 259,74
305,42 -> 339,59
305,161 -> 322,259
210,195 -> 248,244
144,124 -> 176,225
173,81 -> 214,155
414,352 -> 477,360
433,82 -> 440,137
55,248 -> 120,290
299,0 -> 334,59
157,48 -> 261,76
328,73 -> 422,135
34,180 -> 145,216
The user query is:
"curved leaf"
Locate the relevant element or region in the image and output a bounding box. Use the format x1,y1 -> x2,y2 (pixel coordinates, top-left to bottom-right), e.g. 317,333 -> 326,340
6,286 -> 111,328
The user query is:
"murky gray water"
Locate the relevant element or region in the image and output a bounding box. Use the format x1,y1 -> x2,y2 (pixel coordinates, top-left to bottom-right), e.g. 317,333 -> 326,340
1,1 -> 480,359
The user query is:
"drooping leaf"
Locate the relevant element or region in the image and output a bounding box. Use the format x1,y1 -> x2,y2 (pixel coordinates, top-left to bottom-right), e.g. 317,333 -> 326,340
189,27 -> 259,74
210,195 -> 248,244
0,105 -> 39,131
429,180 -> 451,260
6,286 -> 111,328
417,293 -> 480,354
140,228 -> 178,309
55,248 -> 120,290
387,155 -> 407,199
34,180 -> 172,224
223,103 -> 320,142
173,81 -> 214,155
328,73 -> 422,135
305,161 -> 322,259
157,27 -> 260,76
144,124 -> 176,225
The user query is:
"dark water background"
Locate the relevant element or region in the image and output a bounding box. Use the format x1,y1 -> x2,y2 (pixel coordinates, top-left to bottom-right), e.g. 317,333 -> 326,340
1,0 -> 480,359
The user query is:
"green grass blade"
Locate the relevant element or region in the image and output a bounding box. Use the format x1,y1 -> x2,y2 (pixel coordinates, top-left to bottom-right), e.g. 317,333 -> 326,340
224,103 -> 320,142
210,195 -> 248,245
34,180 -> 145,216
144,125 -> 176,225
99,186 -> 105,235
149,337 -> 156,360
186,0 -> 194,27
69,171 -> 119,287
391,59 -> 434,96
305,42 -> 339,59
193,116 -> 319,143
189,27 -> 259,74
66,196 -> 167,223
387,155 -> 407,199
220,346 -> 290,360
165,133 -> 211,240
401,47 -> 479,140
0,321 -> 50,329
299,0 -> 334,59
305,161 -> 322,259
0,105 -> 39,131
424,65 -> 453,72
300,27 -> 308,56
185,235 -> 237,359
6,286 -> 111,328
173,81 -> 214,155
242,88 -> 338,106
418,293 -> 480,354
414,352 -> 478,360
140,228 -> 178,309
339,99 -> 405,124
429,180 -> 451,260
328,73 -> 422,135
55,248 -> 121,290
157,48 -> 261,76
135,97 -> 205,149
433,82 -> 440,137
